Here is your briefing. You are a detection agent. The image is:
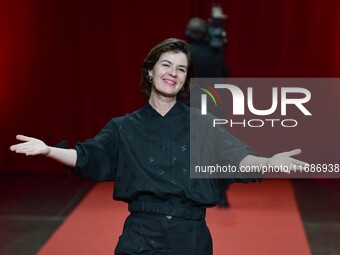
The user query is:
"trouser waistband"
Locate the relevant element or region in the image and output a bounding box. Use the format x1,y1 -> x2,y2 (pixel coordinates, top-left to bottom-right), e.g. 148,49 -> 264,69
128,200 -> 206,220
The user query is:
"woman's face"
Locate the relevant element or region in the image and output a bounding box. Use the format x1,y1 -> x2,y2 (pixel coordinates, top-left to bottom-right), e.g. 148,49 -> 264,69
149,51 -> 188,99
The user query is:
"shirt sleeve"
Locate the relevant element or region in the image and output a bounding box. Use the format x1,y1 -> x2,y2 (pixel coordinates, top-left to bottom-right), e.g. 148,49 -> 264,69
74,120 -> 119,182
215,126 -> 253,167
214,126 -> 262,184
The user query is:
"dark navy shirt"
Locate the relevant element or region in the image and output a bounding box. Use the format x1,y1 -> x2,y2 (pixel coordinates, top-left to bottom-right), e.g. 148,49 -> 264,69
73,101 -> 254,207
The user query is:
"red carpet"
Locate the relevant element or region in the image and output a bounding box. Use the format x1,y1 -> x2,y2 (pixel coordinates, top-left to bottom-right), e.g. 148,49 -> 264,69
37,180 -> 311,255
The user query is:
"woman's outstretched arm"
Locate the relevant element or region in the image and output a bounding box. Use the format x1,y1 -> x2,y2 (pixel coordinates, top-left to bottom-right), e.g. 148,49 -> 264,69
10,135 -> 77,168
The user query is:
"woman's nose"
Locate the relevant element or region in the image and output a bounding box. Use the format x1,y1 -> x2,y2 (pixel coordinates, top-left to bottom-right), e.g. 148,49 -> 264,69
169,68 -> 177,77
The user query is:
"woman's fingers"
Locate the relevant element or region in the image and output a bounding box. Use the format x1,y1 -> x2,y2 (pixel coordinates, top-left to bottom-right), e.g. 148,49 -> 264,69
10,135 -> 37,153
10,135 -> 48,156
291,158 -> 308,166
10,141 -> 30,151
285,150 -> 308,166
10,145 -> 30,153
9,144 -> 21,152
16,134 -> 33,142
270,149 -> 308,168
284,149 -> 302,157
11,145 -> 42,155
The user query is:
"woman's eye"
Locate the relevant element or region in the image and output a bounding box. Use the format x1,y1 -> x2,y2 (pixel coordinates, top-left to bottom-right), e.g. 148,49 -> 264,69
162,64 -> 170,67
179,68 -> 186,73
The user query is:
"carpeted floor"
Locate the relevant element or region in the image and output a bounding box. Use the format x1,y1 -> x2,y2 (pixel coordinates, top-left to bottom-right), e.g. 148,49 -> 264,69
1,174 -> 339,255
37,179 -> 311,255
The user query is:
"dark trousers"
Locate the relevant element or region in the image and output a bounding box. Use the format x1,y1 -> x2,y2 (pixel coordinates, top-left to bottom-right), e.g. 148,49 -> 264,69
114,212 -> 213,255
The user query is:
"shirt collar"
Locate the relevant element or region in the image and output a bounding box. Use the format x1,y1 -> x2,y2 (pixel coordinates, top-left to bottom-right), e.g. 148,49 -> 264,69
141,100 -> 187,118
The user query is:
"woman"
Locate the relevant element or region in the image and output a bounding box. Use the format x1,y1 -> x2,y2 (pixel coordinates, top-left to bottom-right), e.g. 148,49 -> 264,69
10,38 -> 306,254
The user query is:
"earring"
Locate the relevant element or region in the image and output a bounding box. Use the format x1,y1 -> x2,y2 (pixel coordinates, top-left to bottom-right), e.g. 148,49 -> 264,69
148,75 -> 153,83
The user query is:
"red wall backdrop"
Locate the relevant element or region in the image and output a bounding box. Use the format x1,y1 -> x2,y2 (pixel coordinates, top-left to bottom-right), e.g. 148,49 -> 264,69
1,0 -> 340,173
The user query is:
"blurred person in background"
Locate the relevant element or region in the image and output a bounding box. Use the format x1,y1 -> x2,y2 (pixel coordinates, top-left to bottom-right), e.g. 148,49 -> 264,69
185,16 -> 231,208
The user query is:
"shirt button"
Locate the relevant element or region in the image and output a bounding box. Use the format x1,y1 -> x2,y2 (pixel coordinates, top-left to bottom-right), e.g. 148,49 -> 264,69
166,215 -> 172,219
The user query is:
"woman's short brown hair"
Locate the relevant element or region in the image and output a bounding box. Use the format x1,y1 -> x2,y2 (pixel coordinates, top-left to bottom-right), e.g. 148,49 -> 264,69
140,38 -> 195,99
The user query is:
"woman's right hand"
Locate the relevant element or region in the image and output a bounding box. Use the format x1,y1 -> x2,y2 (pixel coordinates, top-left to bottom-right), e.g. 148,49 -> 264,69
10,135 -> 51,156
